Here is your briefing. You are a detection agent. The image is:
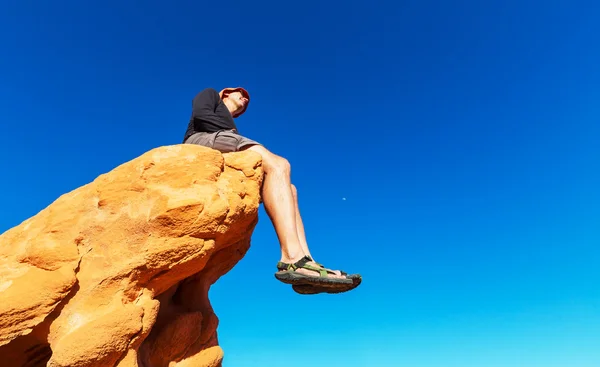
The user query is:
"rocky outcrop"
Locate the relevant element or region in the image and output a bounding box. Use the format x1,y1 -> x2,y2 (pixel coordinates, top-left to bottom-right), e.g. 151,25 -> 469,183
0,144 -> 263,367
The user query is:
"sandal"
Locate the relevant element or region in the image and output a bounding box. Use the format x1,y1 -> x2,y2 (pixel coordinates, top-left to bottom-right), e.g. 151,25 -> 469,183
289,256 -> 362,295
275,256 -> 353,289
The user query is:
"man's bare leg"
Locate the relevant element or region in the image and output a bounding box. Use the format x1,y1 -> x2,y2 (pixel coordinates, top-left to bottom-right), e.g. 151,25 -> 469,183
290,184 -> 312,260
244,145 -> 304,262
244,145 -> 344,279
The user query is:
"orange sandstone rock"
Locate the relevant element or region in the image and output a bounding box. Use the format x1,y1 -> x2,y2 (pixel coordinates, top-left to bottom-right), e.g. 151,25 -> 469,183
0,144 -> 263,367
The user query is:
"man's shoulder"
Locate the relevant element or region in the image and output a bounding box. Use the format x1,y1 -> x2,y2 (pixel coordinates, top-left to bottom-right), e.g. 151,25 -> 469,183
192,88 -> 221,107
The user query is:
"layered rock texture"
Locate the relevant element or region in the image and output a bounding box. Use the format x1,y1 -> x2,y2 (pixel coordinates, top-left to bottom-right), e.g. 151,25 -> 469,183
0,145 -> 263,367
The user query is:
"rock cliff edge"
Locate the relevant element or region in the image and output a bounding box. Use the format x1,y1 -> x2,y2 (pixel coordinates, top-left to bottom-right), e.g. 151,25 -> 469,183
0,144 -> 263,367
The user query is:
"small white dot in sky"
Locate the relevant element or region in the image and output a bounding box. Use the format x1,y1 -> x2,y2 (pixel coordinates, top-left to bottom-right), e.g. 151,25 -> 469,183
342,197 -> 347,201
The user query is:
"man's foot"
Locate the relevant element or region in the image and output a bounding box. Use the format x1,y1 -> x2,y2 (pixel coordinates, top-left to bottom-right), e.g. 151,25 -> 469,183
287,256 -> 362,295
279,256 -> 348,278
274,256 -> 356,292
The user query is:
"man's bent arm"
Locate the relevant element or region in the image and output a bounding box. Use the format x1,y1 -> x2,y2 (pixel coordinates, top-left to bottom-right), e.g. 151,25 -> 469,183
192,88 -> 219,120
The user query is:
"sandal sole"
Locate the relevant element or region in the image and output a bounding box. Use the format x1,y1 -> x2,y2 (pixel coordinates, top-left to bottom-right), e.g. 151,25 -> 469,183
274,271 -> 354,287
293,275 -> 362,295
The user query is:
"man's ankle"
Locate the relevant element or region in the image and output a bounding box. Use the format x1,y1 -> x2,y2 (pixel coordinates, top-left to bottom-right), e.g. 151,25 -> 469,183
280,251 -> 306,264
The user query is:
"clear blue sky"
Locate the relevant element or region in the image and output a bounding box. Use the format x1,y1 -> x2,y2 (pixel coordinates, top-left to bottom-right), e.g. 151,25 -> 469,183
1,1 -> 599,366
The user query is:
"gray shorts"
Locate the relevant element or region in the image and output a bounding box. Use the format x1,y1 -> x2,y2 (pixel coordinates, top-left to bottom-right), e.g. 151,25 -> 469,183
184,129 -> 261,153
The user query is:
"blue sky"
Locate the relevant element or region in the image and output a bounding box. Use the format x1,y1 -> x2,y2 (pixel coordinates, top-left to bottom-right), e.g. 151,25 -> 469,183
1,1 -> 599,366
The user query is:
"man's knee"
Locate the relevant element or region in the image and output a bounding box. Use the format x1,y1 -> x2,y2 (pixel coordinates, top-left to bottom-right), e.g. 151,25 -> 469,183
263,154 -> 290,175
244,145 -> 290,175
274,156 -> 291,175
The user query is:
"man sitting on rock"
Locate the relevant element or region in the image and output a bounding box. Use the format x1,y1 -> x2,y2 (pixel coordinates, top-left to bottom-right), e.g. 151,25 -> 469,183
182,87 -> 361,295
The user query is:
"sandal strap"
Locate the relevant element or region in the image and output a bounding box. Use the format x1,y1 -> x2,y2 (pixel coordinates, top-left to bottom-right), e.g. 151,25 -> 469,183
276,256 -> 331,277
308,256 -> 348,276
